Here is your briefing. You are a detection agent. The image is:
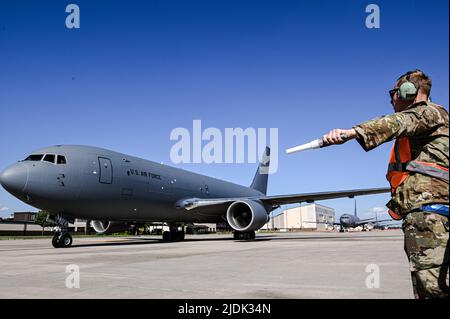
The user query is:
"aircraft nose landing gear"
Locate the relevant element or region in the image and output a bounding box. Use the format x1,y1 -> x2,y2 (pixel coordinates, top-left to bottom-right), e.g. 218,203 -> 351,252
52,232 -> 73,248
51,214 -> 73,248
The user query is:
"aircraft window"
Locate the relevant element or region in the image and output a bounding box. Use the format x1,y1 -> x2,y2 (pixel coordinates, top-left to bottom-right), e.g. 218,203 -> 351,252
57,155 -> 67,164
24,154 -> 44,161
43,154 -> 56,164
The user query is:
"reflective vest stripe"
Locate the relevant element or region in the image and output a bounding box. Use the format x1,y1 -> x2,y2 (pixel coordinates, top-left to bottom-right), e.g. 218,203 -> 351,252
406,161 -> 449,183
387,161 -> 449,182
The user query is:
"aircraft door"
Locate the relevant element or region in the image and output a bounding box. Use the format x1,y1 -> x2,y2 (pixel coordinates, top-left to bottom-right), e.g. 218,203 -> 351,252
98,157 -> 113,184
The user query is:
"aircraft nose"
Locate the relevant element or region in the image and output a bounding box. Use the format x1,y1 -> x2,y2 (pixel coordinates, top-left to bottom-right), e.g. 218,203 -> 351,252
0,164 -> 28,194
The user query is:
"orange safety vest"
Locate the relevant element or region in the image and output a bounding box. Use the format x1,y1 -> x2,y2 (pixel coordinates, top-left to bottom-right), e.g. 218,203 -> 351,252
386,137 -> 449,220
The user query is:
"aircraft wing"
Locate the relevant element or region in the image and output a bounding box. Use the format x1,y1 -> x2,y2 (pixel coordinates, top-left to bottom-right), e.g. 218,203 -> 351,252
303,220 -> 341,226
177,187 -> 390,211
355,218 -> 393,225
260,187 -> 390,207
308,218 -> 394,226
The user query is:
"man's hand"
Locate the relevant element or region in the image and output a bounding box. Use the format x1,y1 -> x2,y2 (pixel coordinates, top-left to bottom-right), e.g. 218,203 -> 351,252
322,128 -> 356,146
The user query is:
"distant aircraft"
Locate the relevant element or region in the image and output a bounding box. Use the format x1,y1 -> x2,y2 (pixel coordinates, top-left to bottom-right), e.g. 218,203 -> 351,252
331,200 -> 392,232
0,145 -> 390,248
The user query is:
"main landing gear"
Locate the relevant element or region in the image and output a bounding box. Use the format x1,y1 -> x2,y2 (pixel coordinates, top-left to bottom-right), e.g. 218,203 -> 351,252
233,231 -> 256,240
51,215 -> 73,248
162,224 -> 185,242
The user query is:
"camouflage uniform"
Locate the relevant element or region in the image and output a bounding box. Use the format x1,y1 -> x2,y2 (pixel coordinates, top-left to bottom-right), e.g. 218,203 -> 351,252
353,101 -> 449,299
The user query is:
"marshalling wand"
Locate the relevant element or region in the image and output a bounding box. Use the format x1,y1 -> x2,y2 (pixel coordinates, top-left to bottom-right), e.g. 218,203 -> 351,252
286,133 -> 349,154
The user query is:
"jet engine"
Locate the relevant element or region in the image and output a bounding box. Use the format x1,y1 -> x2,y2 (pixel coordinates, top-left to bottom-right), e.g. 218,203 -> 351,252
91,220 -> 129,234
226,200 -> 269,232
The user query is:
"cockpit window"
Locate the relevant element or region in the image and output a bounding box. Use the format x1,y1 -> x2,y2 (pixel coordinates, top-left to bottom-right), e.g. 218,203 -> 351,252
43,154 -> 56,164
24,154 -> 44,161
57,155 -> 67,164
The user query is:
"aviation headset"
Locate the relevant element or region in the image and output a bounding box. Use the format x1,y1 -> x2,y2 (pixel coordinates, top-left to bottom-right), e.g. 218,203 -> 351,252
397,76 -> 418,101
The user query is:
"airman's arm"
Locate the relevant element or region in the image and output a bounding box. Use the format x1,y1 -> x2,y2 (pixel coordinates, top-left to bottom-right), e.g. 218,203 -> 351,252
353,104 -> 446,151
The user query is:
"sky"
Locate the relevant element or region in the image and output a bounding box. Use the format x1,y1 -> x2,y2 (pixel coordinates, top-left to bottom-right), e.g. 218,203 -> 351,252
0,0 -> 448,221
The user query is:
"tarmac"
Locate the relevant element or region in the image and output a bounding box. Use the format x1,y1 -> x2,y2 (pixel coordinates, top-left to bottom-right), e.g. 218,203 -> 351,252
0,230 -> 414,299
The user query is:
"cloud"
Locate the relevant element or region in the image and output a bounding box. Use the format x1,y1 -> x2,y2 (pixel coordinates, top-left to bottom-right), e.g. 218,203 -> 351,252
369,206 -> 388,214
0,204 -> 10,212
357,205 -> 389,220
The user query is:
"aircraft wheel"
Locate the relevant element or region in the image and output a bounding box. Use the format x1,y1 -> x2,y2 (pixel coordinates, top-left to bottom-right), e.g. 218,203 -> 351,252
162,231 -> 170,241
170,230 -> 178,241
172,230 -> 184,241
52,233 -> 61,248
58,233 -> 73,248
233,231 -> 256,240
245,231 -> 255,240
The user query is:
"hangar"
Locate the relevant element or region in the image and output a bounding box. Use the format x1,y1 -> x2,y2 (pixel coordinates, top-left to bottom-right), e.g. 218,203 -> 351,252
263,203 -> 335,231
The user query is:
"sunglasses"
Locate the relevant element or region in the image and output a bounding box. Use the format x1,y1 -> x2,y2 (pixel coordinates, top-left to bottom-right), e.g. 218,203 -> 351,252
389,88 -> 399,99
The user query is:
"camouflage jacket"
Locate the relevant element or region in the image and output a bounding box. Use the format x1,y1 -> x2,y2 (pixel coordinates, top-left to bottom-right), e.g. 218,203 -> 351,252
353,101 -> 449,218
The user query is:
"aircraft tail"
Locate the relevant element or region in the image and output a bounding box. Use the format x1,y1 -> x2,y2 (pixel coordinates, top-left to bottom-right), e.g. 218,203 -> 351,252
250,146 -> 270,195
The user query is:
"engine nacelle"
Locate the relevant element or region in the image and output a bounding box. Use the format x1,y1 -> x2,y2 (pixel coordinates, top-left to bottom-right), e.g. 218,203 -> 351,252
226,200 -> 269,232
91,220 -> 129,234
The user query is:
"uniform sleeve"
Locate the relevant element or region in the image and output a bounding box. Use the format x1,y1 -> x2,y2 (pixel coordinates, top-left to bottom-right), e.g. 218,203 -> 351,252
353,104 -> 446,151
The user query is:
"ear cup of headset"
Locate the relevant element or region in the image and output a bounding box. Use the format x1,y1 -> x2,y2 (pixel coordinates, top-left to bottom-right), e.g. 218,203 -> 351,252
398,81 -> 418,100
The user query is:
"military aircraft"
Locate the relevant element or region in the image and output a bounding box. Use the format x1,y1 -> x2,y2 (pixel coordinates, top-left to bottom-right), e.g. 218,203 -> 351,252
330,200 -> 392,232
0,145 -> 390,248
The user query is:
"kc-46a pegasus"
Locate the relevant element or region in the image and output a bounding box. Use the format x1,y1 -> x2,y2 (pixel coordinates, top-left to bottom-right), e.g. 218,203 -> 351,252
0,145 -> 390,248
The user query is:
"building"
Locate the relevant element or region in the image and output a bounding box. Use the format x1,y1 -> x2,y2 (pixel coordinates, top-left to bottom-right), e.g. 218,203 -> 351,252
263,203 -> 335,231
13,212 -> 37,222
0,215 -> 92,236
